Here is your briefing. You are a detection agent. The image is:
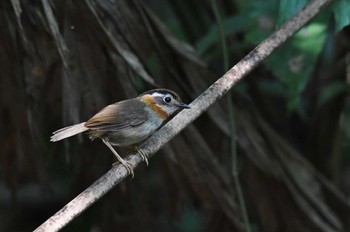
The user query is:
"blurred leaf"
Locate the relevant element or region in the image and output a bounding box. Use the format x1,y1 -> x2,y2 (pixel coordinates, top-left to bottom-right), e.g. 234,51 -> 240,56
244,18 -> 273,45
293,23 -> 328,55
198,0 -> 279,56
196,13 -> 249,55
244,0 -> 279,45
276,0 -> 307,27
265,22 -> 327,111
318,81 -> 349,106
258,79 -> 286,97
332,0 -> 350,32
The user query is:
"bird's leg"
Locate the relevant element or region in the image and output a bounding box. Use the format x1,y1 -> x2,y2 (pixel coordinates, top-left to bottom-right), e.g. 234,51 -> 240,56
102,139 -> 134,178
137,148 -> 149,166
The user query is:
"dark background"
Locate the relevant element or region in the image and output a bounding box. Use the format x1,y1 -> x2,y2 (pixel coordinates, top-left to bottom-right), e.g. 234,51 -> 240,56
1,0 -> 350,231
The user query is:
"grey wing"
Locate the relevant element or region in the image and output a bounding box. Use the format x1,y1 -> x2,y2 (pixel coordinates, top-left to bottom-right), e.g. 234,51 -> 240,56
84,99 -> 149,131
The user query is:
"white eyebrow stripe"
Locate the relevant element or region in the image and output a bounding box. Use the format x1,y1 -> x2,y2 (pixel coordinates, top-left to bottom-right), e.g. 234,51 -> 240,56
151,92 -> 165,97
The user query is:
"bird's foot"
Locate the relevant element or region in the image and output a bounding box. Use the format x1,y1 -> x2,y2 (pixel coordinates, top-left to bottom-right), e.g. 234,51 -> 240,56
113,159 -> 134,178
137,148 -> 149,166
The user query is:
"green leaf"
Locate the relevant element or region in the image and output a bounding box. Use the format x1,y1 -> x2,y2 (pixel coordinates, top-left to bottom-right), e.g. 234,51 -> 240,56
258,79 -> 286,97
318,81 -> 349,106
265,22 -> 327,112
276,0 -> 307,27
293,23 -> 327,55
198,0 -> 279,55
332,0 -> 350,32
196,13 -> 249,55
244,0 -> 279,45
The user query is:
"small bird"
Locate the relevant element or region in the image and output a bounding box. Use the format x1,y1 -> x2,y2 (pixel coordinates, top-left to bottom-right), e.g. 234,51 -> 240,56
51,88 -> 190,177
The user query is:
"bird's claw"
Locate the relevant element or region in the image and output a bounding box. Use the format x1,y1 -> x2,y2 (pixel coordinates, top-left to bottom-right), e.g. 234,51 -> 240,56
137,148 -> 149,166
113,160 -> 134,178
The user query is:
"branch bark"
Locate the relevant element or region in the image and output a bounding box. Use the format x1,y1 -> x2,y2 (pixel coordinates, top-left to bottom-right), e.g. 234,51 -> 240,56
34,0 -> 333,231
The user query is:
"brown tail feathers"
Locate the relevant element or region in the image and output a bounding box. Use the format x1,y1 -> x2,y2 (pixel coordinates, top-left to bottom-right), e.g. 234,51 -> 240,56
50,122 -> 88,142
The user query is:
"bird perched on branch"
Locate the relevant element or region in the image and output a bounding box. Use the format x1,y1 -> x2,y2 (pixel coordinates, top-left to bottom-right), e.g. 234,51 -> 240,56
51,88 -> 190,177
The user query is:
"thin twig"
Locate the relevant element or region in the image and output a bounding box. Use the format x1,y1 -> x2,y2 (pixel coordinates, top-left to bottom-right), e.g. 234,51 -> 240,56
210,1 -> 252,231
34,0 -> 333,231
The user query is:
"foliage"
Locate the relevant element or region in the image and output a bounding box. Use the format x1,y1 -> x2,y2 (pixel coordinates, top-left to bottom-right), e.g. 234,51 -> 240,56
332,0 -> 350,32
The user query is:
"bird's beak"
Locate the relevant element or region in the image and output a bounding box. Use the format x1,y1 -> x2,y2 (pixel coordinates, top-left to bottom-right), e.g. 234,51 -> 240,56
176,102 -> 191,109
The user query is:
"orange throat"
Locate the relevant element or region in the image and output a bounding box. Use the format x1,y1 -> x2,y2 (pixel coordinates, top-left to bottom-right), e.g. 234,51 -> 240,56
142,95 -> 168,120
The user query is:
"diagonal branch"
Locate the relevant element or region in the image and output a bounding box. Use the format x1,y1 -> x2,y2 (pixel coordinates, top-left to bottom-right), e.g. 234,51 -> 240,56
34,0 -> 333,231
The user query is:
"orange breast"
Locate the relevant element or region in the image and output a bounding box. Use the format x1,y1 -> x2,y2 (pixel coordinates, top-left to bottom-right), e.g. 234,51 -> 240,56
142,95 -> 168,120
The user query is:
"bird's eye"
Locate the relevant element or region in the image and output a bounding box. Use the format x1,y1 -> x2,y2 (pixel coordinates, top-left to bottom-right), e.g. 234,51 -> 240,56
164,96 -> 172,103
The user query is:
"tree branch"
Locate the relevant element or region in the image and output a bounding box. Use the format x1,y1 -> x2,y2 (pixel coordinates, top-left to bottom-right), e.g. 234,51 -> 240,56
34,0 -> 333,231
